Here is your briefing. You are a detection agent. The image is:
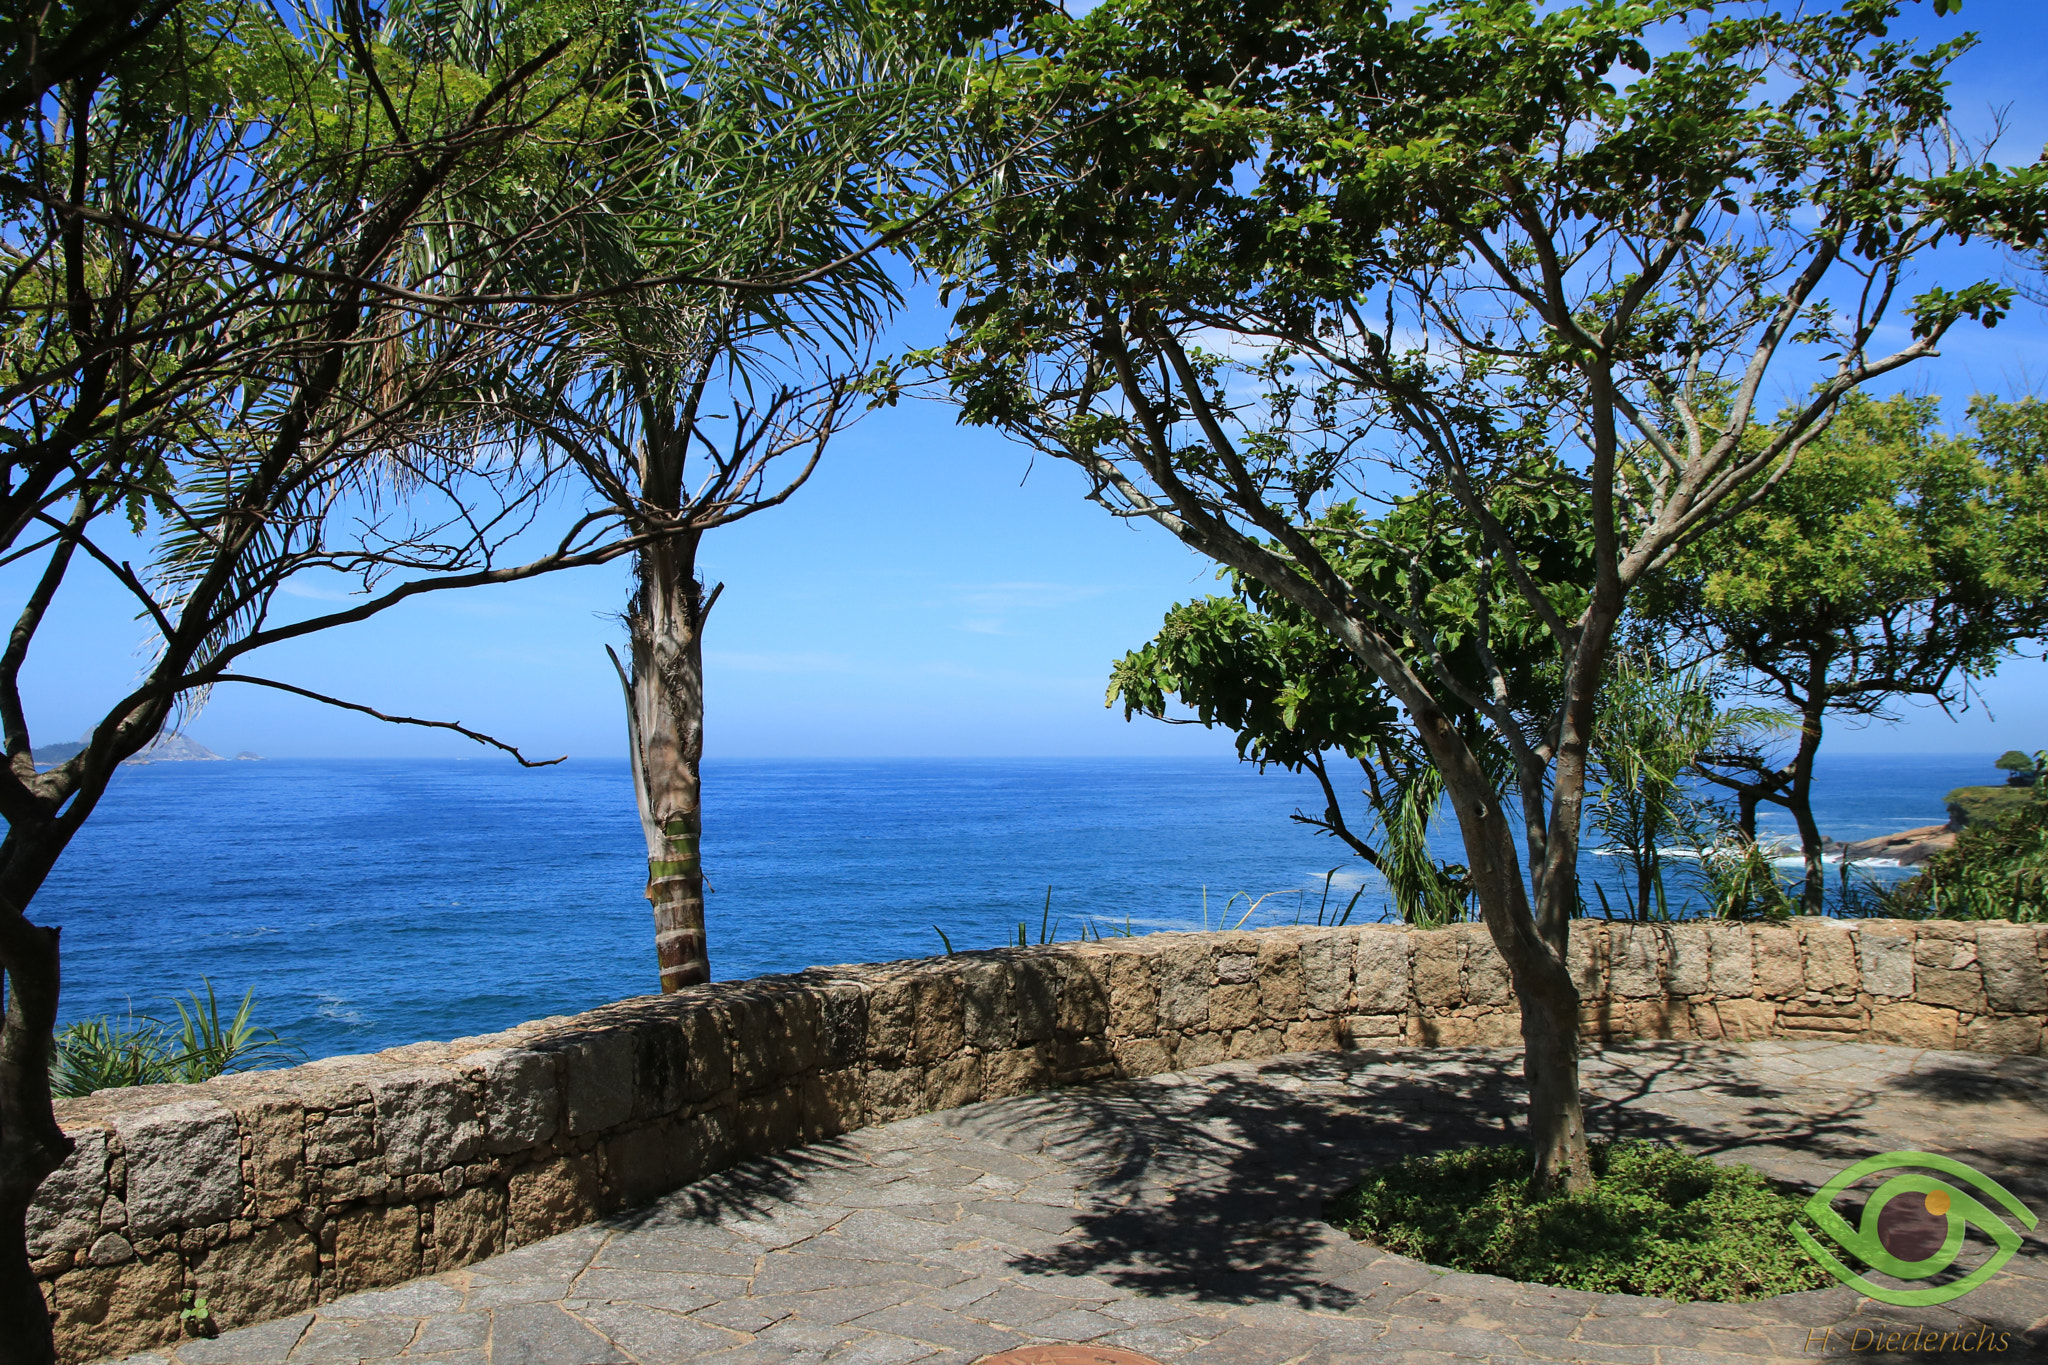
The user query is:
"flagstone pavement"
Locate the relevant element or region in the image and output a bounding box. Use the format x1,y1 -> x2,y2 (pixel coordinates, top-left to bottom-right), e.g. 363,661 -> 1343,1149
112,1041 -> 2048,1365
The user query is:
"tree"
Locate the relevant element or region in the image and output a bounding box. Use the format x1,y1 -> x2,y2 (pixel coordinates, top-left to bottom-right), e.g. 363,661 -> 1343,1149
915,0 -> 2043,1190
0,3 -> 713,1355
480,0 -> 978,990
1108,488 -> 1577,926
1645,392 -> 2048,909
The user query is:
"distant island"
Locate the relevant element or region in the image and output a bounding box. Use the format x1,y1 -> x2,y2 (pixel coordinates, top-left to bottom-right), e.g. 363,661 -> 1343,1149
30,736 -> 261,766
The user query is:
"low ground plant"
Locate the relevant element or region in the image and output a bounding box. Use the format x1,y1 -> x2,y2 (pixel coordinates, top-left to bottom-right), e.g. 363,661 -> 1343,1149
1326,1140 -> 1829,1302
51,982 -> 299,1098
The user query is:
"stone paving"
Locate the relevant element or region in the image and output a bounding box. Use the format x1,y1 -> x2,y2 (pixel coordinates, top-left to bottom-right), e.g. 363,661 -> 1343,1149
112,1042 -> 2048,1365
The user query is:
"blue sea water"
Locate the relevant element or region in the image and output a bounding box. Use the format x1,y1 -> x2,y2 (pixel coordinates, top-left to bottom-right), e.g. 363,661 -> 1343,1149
38,752 -> 1995,1061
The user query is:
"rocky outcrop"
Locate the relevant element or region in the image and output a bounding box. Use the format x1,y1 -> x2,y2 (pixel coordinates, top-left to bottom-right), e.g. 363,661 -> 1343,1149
31,918 -> 2048,1362
1826,824 -> 1958,866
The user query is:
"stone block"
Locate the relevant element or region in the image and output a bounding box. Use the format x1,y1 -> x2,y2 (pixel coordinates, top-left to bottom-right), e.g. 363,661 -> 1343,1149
865,976 -> 916,1064
1255,939 -> 1305,1020
1107,953 -> 1158,1037
27,1127 -> 107,1263
1705,923 -> 1753,997
1353,928 -> 1412,1013
1410,1011 -> 1520,1047
922,1055 -> 985,1112
1283,1018 -> 1338,1052
305,1104 -> 374,1176
1413,932 -> 1464,1011
1174,1030 -> 1227,1069
1753,926 -> 1803,998
627,1016 -> 691,1119
1154,942 -> 1213,1030
326,1202 -> 421,1297
733,1081 -> 804,1157
113,1100 -> 241,1237
1111,1036 -> 1171,1079
1963,1014 -> 2042,1055
507,1154 -> 601,1246
1012,956 -> 1059,1043
1207,982 -> 1260,1032
1568,923 -> 1606,998
984,1044 -> 1053,1097
1801,920 -> 1860,997
544,1029 -> 635,1136
236,1099 -> 305,1221
959,960 -> 1015,1050
1054,1033 -> 1114,1083
1869,1002 -> 1958,1050
1976,924 -> 2048,1013
1228,1027 -> 1285,1059
46,1249 -> 182,1362
1056,955 -> 1112,1036
862,1066 -> 925,1124
805,1069 -> 864,1137
910,971 -> 965,1064
724,994 -> 776,1094
1693,997 -> 1775,1042
1607,924 -> 1663,999
1779,1001 -> 1867,1037
1339,1014 -> 1404,1045
606,1116 -> 722,1207
1913,936 -> 1986,1013
812,979 -> 868,1069
369,1068 -> 483,1176
1462,938 -> 1514,1006
430,1182 -> 506,1273
188,1222 -> 318,1332
1857,928 -> 1915,999
679,1005 -> 732,1100
1666,928 -> 1710,996
1608,999 -> 1677,1041
458,1047 -> 559,1154
1296,931 -> 1350,1014
1217,951 -> 1258,985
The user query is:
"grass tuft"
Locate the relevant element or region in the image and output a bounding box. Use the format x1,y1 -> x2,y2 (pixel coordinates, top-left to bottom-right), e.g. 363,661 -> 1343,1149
1325,1140 -> 1830,1302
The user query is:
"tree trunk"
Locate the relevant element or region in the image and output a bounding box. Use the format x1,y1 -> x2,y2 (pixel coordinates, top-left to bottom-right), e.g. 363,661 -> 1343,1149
0,898 -> 72,1365
1788,690 -> 1829,913
616,532 -> 715,993
1518,955 -> 1588,1191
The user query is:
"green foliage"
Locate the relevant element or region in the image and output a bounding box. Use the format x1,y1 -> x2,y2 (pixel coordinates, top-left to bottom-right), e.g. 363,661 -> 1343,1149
52,983 -> 298,1098
1696,841 -> 1798,921
1326,1141 -> 1829,1302
1945,785 -> 2036,828
1893,797 -> 2048,923
1587,654 -> 1784,920
1995,750 -> 2034,772
1107,492 -> 1570,926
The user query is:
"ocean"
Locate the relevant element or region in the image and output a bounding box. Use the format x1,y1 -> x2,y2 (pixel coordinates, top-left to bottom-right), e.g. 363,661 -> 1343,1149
38,752 -> 1994,1061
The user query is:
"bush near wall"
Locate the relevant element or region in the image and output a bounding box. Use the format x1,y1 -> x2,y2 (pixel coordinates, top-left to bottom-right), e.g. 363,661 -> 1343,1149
31,917 -> 2048,1363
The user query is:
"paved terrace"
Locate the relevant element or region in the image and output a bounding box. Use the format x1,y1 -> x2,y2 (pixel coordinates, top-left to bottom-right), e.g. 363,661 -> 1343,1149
110,1041 -> 2048,1365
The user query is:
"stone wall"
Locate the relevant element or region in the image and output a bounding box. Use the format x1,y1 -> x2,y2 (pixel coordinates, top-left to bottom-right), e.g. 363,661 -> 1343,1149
32,917 -> 2048,1361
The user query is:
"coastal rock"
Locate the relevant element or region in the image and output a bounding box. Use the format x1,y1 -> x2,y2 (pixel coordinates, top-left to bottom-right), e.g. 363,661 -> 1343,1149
1828,823 -> 1956,866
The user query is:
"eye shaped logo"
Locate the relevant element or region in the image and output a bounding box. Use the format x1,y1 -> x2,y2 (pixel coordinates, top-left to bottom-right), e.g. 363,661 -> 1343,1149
1791,1151 -> 2038,1306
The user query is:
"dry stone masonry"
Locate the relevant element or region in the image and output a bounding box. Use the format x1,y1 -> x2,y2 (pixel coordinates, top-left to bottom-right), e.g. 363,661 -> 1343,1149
30,917 -> 2048,1363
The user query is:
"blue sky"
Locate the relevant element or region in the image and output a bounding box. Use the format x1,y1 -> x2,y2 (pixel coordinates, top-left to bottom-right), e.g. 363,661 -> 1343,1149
17,0 -> 2048,763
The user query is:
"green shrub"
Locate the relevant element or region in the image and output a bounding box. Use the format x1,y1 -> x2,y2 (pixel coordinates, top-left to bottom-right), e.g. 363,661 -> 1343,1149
1325,1140 -> 1829,1302
1893,796 -> 2047,923
52,981 -> 299,1098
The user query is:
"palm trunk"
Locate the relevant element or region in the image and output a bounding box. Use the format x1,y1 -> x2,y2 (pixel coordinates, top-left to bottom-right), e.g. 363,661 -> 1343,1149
615,533 -> 715,993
